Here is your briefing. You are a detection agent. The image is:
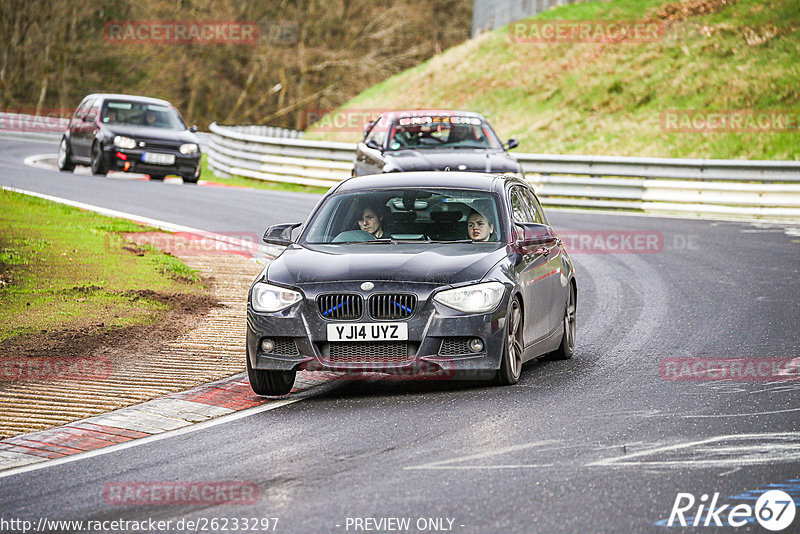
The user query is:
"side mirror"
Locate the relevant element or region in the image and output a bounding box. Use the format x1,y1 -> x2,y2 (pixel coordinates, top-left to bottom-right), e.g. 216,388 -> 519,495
189,125 -> 198,133
365,139 -> 382,151
505,138 -> 519,150
263,222 -> 302,246
514,222 -> 557,248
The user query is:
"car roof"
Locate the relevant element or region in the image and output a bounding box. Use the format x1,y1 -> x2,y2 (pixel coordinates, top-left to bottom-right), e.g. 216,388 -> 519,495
82,93 -> 175,107
333,171 -> 512,193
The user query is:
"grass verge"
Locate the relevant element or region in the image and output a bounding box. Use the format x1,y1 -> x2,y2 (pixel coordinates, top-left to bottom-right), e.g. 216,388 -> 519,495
305,0 -> 800,160
0,189 -> 204,343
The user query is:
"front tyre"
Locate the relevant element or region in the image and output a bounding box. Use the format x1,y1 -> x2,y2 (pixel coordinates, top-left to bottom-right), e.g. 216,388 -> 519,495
247,354 -> 296,396
494,297 -> 523,386
57,138 -> 75,172
550,284 -> 576,360
90,142 -> 107,176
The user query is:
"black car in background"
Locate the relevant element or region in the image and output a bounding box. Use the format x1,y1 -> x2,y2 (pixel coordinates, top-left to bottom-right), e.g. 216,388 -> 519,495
353,110 -> 522,177
57,93 -> 202,183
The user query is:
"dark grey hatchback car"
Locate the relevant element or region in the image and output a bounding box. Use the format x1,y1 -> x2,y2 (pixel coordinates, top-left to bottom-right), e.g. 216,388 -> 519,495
57,93 -> 201,182
247,171 -> 576,395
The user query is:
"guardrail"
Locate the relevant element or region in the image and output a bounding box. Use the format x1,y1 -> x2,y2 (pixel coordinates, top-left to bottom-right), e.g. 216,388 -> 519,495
208,123 -> 800,220
0,112 -> 69,142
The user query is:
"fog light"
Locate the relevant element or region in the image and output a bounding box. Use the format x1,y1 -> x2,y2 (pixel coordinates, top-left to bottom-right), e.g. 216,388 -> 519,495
260,339 -> 275,353
468,338 -> 484,353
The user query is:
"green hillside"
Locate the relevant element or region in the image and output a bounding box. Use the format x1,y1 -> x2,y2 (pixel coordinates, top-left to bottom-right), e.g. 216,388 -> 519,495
307,0 -> 800,160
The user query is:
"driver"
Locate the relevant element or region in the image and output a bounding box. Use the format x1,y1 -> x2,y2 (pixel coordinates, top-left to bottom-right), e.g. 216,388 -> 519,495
467,210 -> 494,241
144,110 -> 159,126
448,125 -> 472,145
358,204 -> 385,238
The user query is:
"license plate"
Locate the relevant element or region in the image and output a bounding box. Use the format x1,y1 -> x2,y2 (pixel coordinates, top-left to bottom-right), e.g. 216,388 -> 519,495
142,152 -> 175,165
327,322 -> 408,342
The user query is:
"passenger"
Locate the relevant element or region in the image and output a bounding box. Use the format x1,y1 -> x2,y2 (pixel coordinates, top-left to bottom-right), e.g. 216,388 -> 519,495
467,209 -> 494,241
358,204 -> 385,238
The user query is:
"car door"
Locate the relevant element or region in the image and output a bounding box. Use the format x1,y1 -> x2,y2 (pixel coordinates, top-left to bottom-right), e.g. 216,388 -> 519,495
507,185 -> 551,344
520,186 -> 564,336
72,97 -> 95,159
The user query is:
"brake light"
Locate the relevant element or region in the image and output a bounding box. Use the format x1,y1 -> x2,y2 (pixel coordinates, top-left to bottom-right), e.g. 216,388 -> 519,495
116,152 -> 128,160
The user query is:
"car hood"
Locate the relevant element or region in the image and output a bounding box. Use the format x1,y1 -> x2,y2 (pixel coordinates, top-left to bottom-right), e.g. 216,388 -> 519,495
103,124 -> 197,144
384,149 -> 521,173
267,243 -> 509,287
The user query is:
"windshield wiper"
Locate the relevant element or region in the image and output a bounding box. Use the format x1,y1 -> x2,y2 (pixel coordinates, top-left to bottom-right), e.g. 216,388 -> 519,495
429,239 -> 474,243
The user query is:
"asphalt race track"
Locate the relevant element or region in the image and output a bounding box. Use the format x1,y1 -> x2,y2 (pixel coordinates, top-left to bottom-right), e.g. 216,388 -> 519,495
1,137 -> 799,533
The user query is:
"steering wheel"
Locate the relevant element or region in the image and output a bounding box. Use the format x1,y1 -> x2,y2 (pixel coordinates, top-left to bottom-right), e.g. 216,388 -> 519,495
332,229 -> 377,243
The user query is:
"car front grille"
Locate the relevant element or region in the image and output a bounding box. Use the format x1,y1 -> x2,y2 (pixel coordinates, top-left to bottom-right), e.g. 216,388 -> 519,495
318,294 -> 363,320
139,140 -> 181,151
368,294 -> 416,320
327,341 -> 409,363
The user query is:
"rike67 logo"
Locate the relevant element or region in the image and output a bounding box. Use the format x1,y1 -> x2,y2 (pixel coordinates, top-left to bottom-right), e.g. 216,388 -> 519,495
667,490 -> 796,530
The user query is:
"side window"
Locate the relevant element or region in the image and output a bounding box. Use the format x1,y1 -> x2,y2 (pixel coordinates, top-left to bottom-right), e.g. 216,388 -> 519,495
73,99 -> 90,121
81,98 -> 95,121
519,187 -> 544,224
364,126 -> 386,148
509,187 -> 532,223
531,193 -> 549,226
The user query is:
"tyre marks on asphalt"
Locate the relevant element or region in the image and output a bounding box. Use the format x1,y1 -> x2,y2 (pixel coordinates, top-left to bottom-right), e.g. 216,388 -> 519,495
587,432 -> 800,468
402,432 -> 800,472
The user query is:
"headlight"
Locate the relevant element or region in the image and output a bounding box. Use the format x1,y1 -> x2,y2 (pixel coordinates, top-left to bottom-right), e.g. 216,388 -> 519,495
433,281 -> 506,313
113,136 -> 136,149
251,282 -> 302,312
179,143 -> 199,155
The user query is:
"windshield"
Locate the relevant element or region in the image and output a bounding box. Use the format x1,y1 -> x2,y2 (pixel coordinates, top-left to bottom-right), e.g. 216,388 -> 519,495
302,188 -> 504,244
101,100 -> 186,130
386,115 -> 502,151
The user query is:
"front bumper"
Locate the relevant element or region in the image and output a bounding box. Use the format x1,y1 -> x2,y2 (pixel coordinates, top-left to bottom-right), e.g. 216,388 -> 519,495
103,145 -> 201,177
246,281 -> 511,380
